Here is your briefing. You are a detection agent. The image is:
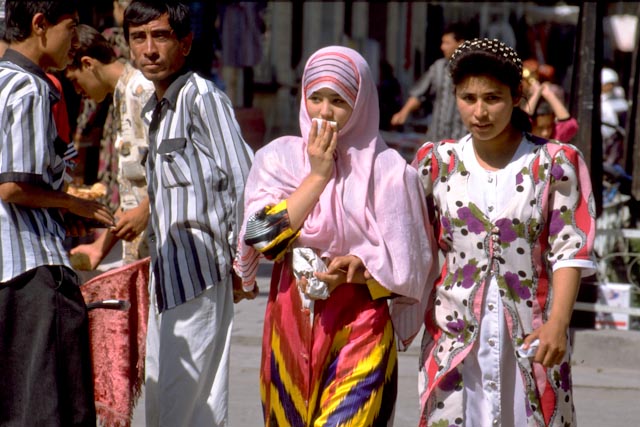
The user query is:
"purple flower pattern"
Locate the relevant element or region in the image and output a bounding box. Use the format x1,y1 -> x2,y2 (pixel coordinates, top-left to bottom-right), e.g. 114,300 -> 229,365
559,362 -> 571,392
550,163 -> 565,181
549,209 -> 565,236
441,216 -> 452,237
438,368 -> 462,392
457,207 -> 485,234
504,271 -> 531,300
495,218 -> 518,243
461,263 -> 477,289
446,318 -> 466,343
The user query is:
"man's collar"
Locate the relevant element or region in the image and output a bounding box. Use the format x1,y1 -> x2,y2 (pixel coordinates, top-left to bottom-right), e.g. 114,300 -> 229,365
2,49 -> 60,104
161,69 -> 192,108
142,69 -> 193,118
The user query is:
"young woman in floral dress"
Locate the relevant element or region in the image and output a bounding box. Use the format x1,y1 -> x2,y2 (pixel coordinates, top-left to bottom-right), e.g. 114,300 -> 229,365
411,38 -> 596,426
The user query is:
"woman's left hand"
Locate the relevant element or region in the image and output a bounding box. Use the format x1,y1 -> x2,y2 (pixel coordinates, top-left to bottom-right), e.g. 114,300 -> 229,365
232,271 -> 259,303
314,255 -> 368,293
522,319 -> 569,367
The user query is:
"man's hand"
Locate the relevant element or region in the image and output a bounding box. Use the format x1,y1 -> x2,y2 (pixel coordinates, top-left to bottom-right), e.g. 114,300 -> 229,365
232,271 -> 259,303
67,196 -> 116,228
112,203 -> 150,242
0,181 -> 115,227
390,110 -> 408,126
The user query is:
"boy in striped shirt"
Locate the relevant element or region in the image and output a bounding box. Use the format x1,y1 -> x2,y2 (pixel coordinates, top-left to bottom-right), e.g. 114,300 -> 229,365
0,1 -> 114,425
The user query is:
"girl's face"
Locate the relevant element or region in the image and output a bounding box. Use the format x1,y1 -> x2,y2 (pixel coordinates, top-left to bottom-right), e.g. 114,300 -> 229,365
456,75 -> 518,144
532,113 -> 555,139
306,88 -> 353,131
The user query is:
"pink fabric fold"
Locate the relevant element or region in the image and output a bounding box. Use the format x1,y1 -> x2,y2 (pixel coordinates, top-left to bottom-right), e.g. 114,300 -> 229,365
237,46 -> 434,302
80,257 -> 150,427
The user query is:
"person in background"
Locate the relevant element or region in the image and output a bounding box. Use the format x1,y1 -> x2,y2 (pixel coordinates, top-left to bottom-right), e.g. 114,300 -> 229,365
236,45 -> 434,426
601,66 -> 628,127
73,1 -> 132,206
410,38 -> 596,426
218,1 -> 265,108
0,1 -> 115,425
66,24 -> 154,269
123,1 -> 254,425
600,67 -> 627,166
104,0 -> 131,59
527,79 -> 579,143
391,22 -> 468,141
522,58 -> 565,104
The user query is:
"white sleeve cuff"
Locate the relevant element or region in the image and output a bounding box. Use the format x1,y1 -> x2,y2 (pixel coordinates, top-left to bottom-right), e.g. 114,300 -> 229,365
552,258 -> 598,278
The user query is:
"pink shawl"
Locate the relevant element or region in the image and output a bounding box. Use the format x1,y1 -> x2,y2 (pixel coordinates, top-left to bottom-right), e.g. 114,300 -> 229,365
237,46 -> 433,301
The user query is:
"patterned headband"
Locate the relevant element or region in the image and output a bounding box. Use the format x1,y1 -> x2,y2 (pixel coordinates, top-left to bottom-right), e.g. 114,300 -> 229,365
303,52 -> 359,108
449,38 -> 522,76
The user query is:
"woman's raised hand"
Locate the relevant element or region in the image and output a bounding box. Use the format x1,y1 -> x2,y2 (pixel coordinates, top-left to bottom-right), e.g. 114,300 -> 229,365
307,119 -> 338,181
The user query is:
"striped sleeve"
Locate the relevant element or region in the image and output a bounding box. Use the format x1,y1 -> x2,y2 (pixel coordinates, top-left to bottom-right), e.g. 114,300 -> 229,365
0,85 -> 51,185
244,200 -> 300,261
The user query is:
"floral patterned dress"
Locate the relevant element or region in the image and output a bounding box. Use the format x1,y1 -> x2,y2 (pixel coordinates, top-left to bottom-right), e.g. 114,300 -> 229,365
414,134 -> 596,427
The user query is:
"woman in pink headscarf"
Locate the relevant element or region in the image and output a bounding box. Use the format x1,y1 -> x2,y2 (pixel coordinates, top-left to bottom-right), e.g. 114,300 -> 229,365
235,46 -> 435,426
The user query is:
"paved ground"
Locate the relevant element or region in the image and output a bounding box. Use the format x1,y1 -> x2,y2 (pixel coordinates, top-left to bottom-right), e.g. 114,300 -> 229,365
131,261 -> 640,426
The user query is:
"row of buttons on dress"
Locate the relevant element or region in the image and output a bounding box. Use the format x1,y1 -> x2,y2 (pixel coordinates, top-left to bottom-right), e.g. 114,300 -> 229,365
489,226 -> 501,274
487,173 -> 495,211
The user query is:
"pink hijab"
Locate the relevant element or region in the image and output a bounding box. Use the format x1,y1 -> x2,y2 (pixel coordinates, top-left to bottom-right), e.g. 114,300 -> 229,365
237,46 -> 433,301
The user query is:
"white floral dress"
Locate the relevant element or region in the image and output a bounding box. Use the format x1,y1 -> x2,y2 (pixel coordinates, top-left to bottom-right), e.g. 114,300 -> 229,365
414,134 -> 596,427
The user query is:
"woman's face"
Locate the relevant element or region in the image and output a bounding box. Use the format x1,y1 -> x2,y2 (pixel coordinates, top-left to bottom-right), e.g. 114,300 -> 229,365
305,88 -> 353,131
455,75 -> 518,143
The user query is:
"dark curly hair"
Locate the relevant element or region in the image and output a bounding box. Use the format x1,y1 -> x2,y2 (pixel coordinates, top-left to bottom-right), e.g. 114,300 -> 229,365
123,0 -> 191,43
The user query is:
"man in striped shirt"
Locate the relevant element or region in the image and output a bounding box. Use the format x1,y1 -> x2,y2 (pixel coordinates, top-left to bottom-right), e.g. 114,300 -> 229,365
0,1 -> 115,426
124,1 -> 254,425
391,23 -> 468,141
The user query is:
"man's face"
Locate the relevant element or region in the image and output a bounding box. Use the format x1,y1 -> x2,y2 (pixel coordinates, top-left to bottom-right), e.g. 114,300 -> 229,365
65,62 -> 111,103
41,14 -> 79,71
128,14 -> 191,87
602,82 -> 615,94
441,33 -> 463,59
